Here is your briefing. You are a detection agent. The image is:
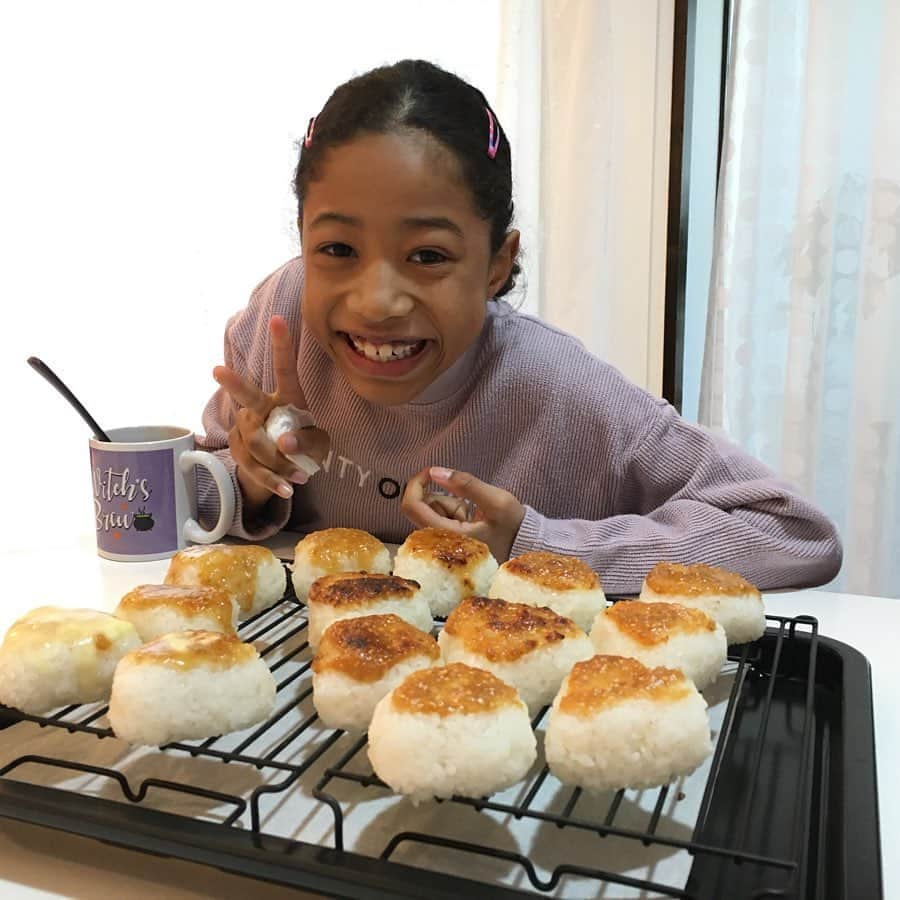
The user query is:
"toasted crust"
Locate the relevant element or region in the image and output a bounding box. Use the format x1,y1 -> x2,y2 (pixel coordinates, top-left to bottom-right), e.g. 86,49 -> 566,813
644,562 -> 760,598
164,544 -> 275,611
501,551 -> 601,591
294,528 -> 387,568
126,630 -> 257,671
391,662 -> 519,716
118,584 -> 235,630
398,528 -> 490,571
443,596 -> 582,662
603,600 -> 716,646
307,572 -> 420,608
312,614 -> 439,681
559,655 -> 690,716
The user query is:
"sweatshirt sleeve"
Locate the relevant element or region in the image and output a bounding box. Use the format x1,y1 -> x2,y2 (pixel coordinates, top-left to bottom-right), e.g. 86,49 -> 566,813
510,400 -> 842,595
194,263 -> 302,540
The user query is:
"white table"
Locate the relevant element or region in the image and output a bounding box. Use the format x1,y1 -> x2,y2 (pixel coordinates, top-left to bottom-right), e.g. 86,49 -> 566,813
0,536 -> 895,899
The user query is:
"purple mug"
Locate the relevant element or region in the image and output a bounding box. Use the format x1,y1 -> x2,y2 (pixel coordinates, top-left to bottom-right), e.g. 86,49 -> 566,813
89,426 -> 234,561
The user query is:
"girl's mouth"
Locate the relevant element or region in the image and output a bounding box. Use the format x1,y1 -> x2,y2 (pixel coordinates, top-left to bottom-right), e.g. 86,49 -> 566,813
337,332 -> 431,376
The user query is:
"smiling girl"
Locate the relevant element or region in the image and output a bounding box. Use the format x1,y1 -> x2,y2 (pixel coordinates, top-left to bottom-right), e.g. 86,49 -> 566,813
198,59 -> 841,593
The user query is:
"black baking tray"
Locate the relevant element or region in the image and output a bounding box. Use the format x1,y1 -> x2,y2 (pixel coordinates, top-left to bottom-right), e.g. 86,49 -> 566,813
0,599 -> 882,900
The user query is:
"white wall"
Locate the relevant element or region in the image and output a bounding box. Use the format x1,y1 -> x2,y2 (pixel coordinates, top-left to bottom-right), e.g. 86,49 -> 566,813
0,1 -> 502,549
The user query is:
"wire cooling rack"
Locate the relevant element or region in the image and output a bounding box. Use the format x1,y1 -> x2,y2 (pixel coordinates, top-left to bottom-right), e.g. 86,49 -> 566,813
0,578 -> 882,899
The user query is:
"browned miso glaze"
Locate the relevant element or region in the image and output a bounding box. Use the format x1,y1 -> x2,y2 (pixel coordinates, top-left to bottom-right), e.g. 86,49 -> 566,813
119,584 -> 235,630
503,551 -> 601,591
391,662 -> 520,716
128,630 -> 256,671
604,600 -> 715,646
312,614 -> 439,681
444,596 -> 581,662
401,528 -> 489,570
644,562 -> 760,598
165,544 -> 273,612
559,655 -> 690,716
308,573 -> 420,608
297,528 -> 386,569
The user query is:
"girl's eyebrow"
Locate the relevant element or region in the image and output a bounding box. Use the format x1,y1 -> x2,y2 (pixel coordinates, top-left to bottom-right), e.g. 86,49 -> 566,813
401,216 -> 464,238
308,211 -> 463,239
309,211 -> 359,229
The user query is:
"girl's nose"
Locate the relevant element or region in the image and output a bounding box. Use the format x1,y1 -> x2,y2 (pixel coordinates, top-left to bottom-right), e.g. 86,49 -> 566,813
346,261 -> 414,320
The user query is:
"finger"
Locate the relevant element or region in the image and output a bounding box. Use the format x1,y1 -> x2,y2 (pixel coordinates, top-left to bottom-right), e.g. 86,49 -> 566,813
270,316 -> 309,409
242,422 -> 298,477
427,467 -> 505,512
237,456 -> 295,499
401,469 -> 460,528
213,365 -> 271,417
229,425 -> 295,498
403,495 -> 470,532
276,425 -> 331,462
231,414 -> 290,475
400,468 -> 434,508
232,410 -> 308,488
425,493 -> 470,522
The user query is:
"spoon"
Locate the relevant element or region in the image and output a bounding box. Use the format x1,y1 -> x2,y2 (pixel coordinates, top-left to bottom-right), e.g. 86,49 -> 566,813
26,356 -> 112,442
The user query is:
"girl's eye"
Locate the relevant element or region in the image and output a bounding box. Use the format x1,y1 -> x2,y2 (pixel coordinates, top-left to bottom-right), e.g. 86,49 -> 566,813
320,243 -> 355,258
410,248 -> 449,265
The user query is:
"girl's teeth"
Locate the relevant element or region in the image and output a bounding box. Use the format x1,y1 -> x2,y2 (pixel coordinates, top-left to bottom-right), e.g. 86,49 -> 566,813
350,336 -> 421,361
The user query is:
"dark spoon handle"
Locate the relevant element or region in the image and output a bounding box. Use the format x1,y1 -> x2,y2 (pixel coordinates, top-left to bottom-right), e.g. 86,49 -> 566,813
26,356 -> 112,442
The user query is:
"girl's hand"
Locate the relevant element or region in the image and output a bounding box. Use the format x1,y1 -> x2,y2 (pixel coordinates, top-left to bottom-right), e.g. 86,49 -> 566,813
212,316 -> 330,511
401,466 -> 526,563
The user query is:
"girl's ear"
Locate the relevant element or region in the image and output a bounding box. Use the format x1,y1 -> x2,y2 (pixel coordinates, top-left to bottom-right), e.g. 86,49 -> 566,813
486,230 -> 521,298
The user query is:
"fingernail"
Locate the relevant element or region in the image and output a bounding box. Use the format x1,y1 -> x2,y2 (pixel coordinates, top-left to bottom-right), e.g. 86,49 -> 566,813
430,466 -> 454,481
276,482 -> 294,498
289,471 -> 308,485
280,435 -> 298,453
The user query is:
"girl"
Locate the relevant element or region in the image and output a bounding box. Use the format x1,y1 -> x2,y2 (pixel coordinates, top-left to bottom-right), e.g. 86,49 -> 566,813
199,59 -> 841,594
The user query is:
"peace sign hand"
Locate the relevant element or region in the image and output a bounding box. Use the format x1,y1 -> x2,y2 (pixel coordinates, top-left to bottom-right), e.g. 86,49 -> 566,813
213,316 -> 330,512
401,466 -> 526,563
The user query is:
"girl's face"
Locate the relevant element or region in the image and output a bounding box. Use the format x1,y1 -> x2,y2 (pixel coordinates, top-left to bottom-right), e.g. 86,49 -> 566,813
300,131 -> 518,406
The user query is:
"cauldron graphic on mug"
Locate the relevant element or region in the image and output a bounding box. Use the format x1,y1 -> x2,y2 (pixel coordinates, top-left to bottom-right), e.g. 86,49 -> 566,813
132,509 -> 155,532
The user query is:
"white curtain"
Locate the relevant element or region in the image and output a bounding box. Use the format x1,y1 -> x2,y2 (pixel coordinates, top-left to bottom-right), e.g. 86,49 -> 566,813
497,0 -> 674,394
700,0 -> 900,597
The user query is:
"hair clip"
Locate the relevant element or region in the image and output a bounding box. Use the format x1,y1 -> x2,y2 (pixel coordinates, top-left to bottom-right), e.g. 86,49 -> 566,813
304,116 -> 316,148
485,107 -> 500,159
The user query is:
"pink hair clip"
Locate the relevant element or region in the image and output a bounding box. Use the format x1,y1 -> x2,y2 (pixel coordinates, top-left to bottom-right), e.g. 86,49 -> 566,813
485,107 -> 500,159
304,116 -> 316,148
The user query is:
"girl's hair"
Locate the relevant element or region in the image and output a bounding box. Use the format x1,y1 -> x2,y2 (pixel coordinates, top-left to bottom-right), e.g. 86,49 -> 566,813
294,59 -> 520,297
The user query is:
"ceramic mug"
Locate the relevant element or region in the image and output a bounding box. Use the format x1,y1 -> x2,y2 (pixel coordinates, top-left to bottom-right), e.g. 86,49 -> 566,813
89,426 -> 235,561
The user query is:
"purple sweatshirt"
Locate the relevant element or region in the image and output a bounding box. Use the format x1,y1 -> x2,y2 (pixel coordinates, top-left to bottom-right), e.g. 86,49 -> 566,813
198,257 -> 841,594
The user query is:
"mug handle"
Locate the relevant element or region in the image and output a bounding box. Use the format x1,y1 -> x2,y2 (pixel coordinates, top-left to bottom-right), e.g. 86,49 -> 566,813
179,450 -> 236,543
